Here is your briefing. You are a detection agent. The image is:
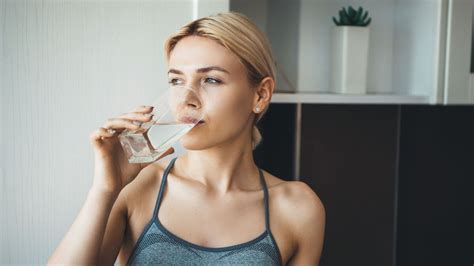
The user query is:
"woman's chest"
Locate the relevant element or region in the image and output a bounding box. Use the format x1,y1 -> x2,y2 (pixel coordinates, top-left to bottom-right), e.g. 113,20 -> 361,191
122,188 -> 295,265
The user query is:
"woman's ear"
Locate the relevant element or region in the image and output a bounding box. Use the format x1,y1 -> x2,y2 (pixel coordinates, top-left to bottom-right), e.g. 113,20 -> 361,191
253,77 -> 275,113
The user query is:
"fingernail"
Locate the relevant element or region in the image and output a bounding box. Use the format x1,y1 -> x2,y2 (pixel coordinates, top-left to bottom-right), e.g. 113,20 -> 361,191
144,113 -> 153,117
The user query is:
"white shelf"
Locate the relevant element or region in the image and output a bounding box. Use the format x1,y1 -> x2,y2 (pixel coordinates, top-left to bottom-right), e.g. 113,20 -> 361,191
230,0 -> 473,105
271,92 -> 430,104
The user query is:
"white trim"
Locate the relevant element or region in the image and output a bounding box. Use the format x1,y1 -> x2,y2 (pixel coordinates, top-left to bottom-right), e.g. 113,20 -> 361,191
470,74 -> 474,103
294,103 -> 302,181
443,0 -> 473,104
271,93 -> 430,104
432,0 -> 448,104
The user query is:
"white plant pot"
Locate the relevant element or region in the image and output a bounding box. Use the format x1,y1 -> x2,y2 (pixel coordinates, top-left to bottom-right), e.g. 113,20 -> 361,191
331,26 -> 370,94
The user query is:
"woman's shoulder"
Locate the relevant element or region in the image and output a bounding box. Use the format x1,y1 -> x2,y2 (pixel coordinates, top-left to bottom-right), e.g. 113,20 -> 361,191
263,171 -> 325,231
264,172 -> 326,264
263,171 -> 323,205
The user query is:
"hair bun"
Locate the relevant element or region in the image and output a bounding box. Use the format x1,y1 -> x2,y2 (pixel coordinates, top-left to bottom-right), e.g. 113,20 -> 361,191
252,125 -> 262,150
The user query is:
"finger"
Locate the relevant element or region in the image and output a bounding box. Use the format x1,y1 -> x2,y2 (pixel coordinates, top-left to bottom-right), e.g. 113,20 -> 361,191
89,127 -> 116,142
131,105 -> 154,113
117,112 -> 154,122
103,118 -> 143,131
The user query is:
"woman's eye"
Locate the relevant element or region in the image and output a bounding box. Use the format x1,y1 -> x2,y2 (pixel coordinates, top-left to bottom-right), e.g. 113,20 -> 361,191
204,78 -> 221,84
168,78 -> 183,86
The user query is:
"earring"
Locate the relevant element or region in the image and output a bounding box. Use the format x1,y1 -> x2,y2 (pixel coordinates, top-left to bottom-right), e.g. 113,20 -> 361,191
255,106 -> 261,112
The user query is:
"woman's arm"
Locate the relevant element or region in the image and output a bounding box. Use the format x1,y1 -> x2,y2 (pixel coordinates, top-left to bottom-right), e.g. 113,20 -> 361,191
47,187 -> 127,265
286,182 -> 326,266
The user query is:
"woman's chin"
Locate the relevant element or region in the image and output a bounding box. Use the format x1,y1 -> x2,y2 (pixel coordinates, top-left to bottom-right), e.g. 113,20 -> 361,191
179,135 -> 208,150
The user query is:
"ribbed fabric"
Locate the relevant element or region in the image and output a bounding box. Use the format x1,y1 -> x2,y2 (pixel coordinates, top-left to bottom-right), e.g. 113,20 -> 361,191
126,157 -> 282,265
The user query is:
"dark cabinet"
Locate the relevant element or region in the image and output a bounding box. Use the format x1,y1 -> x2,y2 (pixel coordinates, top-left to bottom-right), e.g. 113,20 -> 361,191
396,106 -> 473,266
254,104 -> 474,266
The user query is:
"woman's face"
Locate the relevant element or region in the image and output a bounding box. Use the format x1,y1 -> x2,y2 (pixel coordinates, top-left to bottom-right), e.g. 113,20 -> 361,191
167,35 -> 256,150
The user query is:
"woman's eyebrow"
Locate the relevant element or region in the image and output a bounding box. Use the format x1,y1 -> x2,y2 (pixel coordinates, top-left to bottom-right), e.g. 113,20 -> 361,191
168,66 -> 230,75
196,66 -> 230,74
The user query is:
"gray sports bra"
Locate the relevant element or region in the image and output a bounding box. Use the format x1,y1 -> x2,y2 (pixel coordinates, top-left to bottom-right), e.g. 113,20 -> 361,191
126,157 -> 282,265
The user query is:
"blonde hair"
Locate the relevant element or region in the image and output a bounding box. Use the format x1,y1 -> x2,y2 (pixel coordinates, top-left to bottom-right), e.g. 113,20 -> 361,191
164,11 -> 276,150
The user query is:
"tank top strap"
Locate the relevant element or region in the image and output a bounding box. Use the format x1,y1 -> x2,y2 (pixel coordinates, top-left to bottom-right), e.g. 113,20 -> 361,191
258,168 -> 271,231
152,160 -> 271,231
152,157 -> 177,219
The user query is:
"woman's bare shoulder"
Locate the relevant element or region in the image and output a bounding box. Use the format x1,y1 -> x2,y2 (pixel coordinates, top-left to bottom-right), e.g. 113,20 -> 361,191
263,171 -> 325,230
263,171 -> 319,198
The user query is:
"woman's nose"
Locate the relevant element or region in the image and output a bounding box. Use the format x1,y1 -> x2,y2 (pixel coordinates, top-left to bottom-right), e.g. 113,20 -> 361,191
183,88 -> 202,109
187,101 -> 198,108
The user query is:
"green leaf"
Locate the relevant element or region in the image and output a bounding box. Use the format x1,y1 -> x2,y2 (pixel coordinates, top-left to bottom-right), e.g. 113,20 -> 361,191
362,17 -> 372,26
334,5 -> 370,26
339,10 -> 349,25
354,8 -> 362,24
348,6 -> 355,18
361,11 -> 369,22
342,7 -> 349,18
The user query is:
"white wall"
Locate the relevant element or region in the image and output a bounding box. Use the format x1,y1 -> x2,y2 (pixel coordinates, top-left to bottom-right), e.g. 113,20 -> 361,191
0,0 -> 208,263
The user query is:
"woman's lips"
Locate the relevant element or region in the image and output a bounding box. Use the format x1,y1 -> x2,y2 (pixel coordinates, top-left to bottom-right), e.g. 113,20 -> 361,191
180,116 -> 204,124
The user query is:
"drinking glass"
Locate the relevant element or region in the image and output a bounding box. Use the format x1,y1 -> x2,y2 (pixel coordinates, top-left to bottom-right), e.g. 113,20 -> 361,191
118,87 -> 204,163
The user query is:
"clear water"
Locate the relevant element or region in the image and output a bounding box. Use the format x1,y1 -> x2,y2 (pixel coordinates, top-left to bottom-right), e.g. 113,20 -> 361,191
118,122 -> 194,163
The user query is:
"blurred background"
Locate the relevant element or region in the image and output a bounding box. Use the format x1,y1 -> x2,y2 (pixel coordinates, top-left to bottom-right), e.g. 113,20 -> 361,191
1,0 -> 473,265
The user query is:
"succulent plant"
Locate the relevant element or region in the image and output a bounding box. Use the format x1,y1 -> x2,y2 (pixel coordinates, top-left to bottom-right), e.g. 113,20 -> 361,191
332,6 -> 371,27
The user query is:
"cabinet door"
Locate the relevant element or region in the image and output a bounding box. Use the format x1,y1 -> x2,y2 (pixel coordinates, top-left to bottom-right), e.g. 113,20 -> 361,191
300,105 -> 399,266
444,0 -> 474,104
396,105 -> 474,265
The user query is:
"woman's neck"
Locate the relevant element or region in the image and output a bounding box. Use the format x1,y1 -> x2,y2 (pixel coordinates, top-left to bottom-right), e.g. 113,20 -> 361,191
176,141 -> 260,195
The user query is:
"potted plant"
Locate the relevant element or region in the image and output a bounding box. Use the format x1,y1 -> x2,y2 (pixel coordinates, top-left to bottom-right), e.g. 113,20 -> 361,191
331,6 -> 371,94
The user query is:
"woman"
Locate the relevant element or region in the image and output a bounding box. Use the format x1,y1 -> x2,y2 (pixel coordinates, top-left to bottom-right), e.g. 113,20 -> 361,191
48,11 -> 325,265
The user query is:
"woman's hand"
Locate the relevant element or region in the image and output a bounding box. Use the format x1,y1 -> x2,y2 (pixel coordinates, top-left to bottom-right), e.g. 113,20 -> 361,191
89,105 -> 174,194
